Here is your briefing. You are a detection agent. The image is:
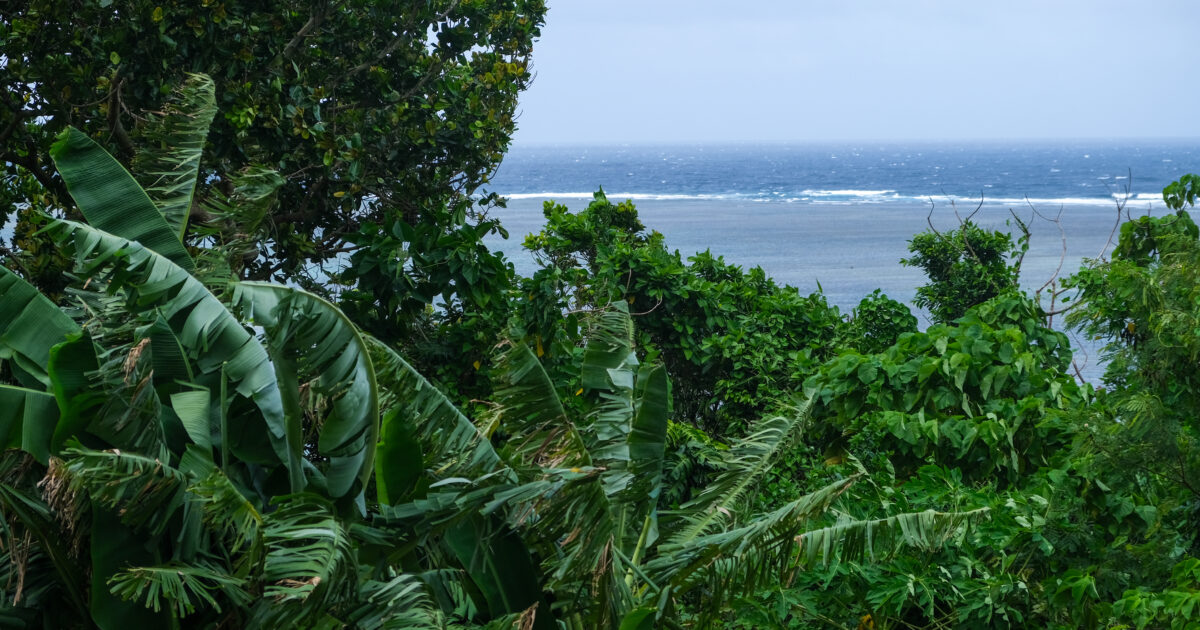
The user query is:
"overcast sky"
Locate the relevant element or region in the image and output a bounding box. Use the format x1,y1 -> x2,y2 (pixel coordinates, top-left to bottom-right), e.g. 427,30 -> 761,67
511,1 -> 1200,145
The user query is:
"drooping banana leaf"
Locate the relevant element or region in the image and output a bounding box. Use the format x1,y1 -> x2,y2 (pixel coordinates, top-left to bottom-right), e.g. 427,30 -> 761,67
487,342 -> 590,470
486,341 -> 630,627
44,218 -> 301,491
367,336 -> 513,504
132,73 -> 217,241
231,282 -> 379,498
445,513 -> 555,630
645,474 -> 858,598
0,266 -> 80,389
0,384 -> 59,464
796,506 -> 990,566
49,127 -> 195,271
663,398 -> 816,547
244,493 -> 354,626
46,332 -> 102,455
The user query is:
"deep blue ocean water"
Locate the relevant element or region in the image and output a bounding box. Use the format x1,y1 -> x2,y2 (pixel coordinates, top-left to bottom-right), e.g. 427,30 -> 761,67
483,141 -> 1200,379
488,141 -> 1200,207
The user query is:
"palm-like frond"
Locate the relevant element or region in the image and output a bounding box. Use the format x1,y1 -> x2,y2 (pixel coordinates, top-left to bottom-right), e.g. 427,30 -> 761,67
231,282 -> 380,497
664,399 -> 815,546
52,448 -> 189,536
343,573 -> 443,629
107,562 -> 250,617
646,475 -> 857,598
796,507 -> 990,566
260,494 -> 352,607
187,469 -> 264,558
132,73 -> 217,240
49,128 -> 195,271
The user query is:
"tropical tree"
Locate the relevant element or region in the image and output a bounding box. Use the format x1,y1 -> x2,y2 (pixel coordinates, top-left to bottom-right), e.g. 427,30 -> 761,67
0,87 -> 985,628
1,0 -> 547,403
902,220 -> 1022,324
518,190 -> 847,437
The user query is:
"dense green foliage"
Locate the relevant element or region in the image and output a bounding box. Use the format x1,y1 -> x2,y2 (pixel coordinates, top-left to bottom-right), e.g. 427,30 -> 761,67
902,220 -> 1022,323
5,6 -> 1200,627
1,0 -> 545,399
519,191 -> 844,437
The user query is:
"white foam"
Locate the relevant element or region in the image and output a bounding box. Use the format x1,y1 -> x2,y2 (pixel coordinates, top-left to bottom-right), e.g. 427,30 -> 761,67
502,191 -> 734,201
800,189 -> 897,197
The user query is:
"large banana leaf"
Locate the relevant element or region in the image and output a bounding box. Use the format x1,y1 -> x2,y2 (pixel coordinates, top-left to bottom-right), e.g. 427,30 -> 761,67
44,218 -> 301,490
132,73 -> 217,240
366,336 -> 514,504
47,332 -> 103,456
49,127 -> 195,271
0,385 -> 59,464
489,341 -> 591,470
577,307 -> 670,559
663,399 -> 815,546
0,266 -> 80,389
487,340 -> 630,627
618,363 -> 669,558
231,282 -> 379,498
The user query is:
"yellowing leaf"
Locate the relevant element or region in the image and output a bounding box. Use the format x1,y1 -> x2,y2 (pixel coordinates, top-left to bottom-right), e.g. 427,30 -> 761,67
473,360 -> 481,371
333,191 -> 346,198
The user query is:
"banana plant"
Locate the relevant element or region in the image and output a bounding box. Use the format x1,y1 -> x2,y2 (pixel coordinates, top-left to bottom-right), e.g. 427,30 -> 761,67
0,76 -> 434,628
372,303 -> 987,629
0,74 -> 986,629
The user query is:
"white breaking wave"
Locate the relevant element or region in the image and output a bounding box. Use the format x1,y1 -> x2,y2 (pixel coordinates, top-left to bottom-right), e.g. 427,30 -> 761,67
503,191 -> 736,201
801,189 -> 898,197
498,190 -> 1165,207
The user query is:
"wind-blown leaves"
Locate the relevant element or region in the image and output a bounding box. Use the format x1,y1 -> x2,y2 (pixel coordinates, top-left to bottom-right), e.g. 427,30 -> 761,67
132,73 -> 217,240
43,218 -> 300,490
49,127 -> 195,271
108,562 -> 250,617
796,507 -> 990,566
665,399 -> 816,546
231,282 -> 380,498
488,341 -> 590,470
647,475 -> 858,596
367,336 -> 513,504
253,494 -> 355,625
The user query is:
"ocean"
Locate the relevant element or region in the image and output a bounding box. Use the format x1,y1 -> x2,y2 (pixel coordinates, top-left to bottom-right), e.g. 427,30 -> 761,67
482,141 -> 1200,376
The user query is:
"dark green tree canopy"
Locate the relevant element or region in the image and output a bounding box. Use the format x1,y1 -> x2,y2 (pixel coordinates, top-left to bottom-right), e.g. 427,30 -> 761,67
1,0 -> 545,295
902,220 -> 1022,323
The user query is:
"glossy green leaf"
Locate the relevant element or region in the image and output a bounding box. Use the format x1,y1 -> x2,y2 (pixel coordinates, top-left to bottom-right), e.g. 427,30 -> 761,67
0,384 -> 59,463
0,266 -> 80,389
231,282 -> 379,497
49,127 -> 195,271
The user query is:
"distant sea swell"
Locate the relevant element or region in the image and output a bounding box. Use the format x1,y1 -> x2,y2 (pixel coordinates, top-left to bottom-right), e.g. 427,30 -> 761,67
489,142 -> 1199,210
502,189 -> 1165,206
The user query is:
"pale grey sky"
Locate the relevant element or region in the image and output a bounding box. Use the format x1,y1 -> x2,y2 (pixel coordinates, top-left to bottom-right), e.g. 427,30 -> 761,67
512,1 -> 1200,145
